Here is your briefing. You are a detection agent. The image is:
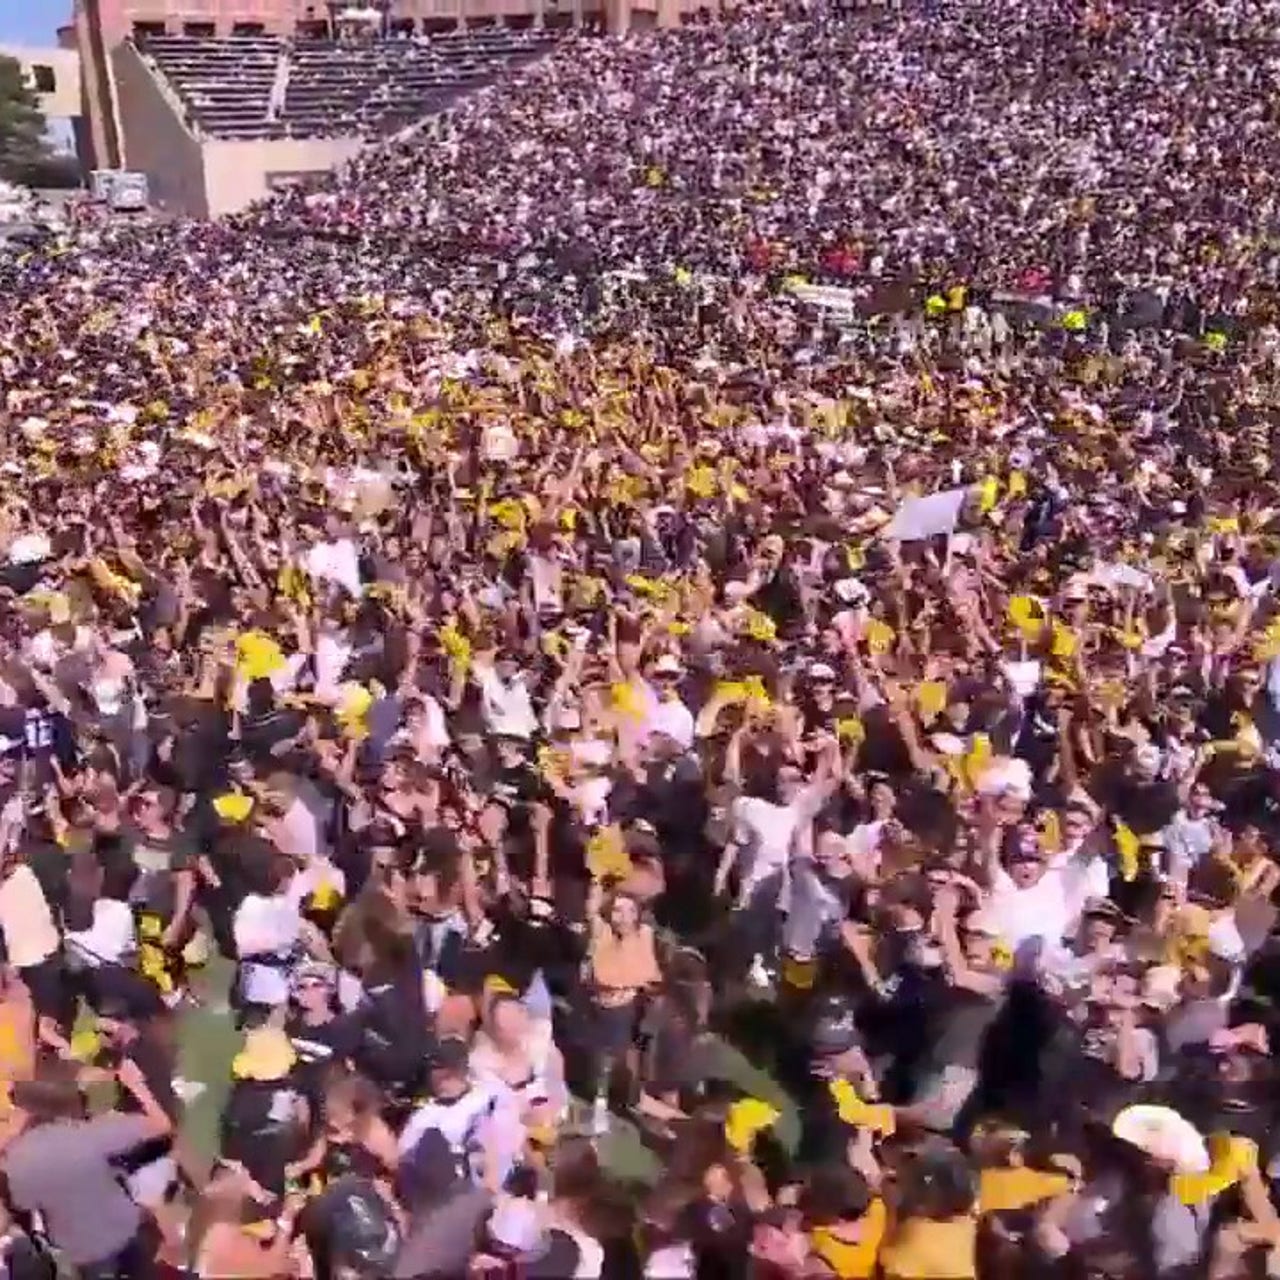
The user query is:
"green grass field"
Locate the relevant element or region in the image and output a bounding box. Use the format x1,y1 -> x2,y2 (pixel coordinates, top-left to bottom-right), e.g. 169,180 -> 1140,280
170,958 -> 798,1182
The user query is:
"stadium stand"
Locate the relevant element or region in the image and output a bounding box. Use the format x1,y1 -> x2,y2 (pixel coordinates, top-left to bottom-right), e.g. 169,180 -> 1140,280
141,35 -> 282,139
140,30 -> 560,142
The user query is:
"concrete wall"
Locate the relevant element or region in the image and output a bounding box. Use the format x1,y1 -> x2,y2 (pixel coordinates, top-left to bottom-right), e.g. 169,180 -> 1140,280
0,46 -> 82,119
111,39 -> 208,213
111,40 -> 364,216
93,0 -> 303,44
201,135 -> 364,215
91,0 -> 725,39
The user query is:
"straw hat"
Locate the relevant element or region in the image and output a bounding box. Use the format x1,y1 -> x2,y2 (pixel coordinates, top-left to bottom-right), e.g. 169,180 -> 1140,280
1112,1105 -> 1210,1173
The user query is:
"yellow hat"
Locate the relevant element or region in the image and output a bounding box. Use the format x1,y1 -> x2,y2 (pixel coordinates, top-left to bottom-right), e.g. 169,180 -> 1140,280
232,1026 -> 297,1082
213,792 -> 254,824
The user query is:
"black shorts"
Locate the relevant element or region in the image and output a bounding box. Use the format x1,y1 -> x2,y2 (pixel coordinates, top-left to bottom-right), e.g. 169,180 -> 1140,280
593,1000 -> 639,1058
21,955 -> 69,1026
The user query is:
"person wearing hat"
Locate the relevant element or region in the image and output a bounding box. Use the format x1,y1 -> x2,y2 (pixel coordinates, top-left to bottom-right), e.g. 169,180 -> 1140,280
639,652 -> 695,751
1046,896 -> 1129,991
219,1026 -> 309,1208
797,992 -> 879,1168
285,960 -> 357,1103
983,819 -> 1107,969
800,660 -> 840,731
301,1172 -> 403,1280
471,649 -> 538,742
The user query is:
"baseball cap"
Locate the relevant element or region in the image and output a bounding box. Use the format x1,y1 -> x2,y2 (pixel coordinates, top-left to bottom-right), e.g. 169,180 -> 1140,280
809,994 -> 861,1057
428,1037 -> 471,1075
308,1176 -> 402,1276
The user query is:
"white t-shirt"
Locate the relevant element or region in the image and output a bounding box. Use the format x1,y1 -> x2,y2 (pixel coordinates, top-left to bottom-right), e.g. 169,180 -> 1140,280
987,853 -> 1107,966
313,630 -> 354,703
0,864 -> 60,969
473,666 -> 538,739
65,899 -> 136,968
398,1083 -> 523,1186
639,688 -> 695,750
731,795 -> 806,896
847,819 -> 886,874
233,892 -> 301,1005
413,695 -> 451,751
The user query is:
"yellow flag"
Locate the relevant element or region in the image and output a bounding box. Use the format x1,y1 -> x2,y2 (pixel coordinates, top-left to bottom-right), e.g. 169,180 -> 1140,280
213,792 -> 253,823
1171,1134 -> 1256,1206
916,681 -> 948,720
829,1080 -> 896,1136
745,610 -> 778,643
963,733 -> 993,789
836,717 -> 865,745
1007,595 -> 1045,640
724,1099 -> 781,1154
1114,820 -> 1140,882
235,631 -> 286,682
586,825 -> 631,881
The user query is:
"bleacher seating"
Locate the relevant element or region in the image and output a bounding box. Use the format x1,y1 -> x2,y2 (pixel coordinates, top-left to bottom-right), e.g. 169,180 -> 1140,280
139,30 -> 560,142
143,35 -> 282,139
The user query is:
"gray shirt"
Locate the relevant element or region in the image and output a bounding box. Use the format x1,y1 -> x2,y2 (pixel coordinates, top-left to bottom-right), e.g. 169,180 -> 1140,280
2,1113 -> 155,1265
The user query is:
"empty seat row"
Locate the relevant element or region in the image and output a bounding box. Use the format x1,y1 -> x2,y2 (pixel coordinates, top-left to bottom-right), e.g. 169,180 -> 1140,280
138,32 -> 564,141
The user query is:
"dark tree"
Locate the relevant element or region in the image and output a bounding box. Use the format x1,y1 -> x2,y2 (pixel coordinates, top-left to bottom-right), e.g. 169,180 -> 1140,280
0,55 -> 55,183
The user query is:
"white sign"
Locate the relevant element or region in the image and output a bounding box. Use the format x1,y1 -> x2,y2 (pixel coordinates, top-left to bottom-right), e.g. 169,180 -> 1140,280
881,487 -> 968,542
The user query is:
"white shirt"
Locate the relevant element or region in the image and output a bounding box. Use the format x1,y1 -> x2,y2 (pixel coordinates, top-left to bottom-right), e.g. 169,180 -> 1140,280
233,892 -> 301,1006
398,1082 -> 523,1186
65,899 -> 135,968
732,795 -> 808,896
0,864 -> 59,969
848,819 -> 886,875
473,665 -> 538,739
987,852 -> 1106,967
639,688 -> 695,750
313,630 -> 353,703
414,695 -> 451,751
1163,812 -> 1218,885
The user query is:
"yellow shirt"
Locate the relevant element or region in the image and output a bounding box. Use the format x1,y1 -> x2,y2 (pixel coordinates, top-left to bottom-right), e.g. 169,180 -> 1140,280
809,1198 -> 887,1279
0,994 -> 33,1114
880,1214 -> 977,1280
978,1166 -> 1071,1214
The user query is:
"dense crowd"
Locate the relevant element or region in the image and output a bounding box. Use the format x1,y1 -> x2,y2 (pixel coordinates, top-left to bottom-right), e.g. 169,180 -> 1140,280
4,0 -> 1280,1275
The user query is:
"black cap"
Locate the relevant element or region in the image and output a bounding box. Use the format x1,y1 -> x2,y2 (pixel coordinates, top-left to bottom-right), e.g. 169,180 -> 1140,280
809,994 -> 861,1057
309,1175 -> 402,1275
429,1037 -> 470,1075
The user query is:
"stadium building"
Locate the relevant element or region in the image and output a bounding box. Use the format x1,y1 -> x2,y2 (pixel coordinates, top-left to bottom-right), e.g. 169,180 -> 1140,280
74,0 -> 722,217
